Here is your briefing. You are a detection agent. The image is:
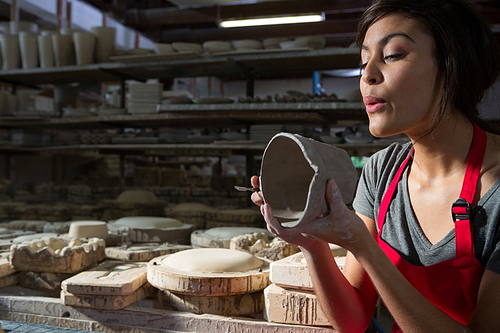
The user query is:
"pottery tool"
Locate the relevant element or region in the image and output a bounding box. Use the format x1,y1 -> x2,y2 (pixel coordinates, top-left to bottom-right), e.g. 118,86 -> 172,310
234,186 -> 259,192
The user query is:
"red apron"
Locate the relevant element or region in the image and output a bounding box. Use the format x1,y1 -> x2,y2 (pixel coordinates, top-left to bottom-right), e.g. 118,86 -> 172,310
377,123 -> 486,332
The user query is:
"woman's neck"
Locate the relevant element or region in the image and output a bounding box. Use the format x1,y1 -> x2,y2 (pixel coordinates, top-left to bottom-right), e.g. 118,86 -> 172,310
409,116 -> 474,180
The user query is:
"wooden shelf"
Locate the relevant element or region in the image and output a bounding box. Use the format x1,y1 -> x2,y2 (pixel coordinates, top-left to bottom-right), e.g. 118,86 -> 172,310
0,142 -> 390,157
0,102 -> 366,130
0,48 -> 360,86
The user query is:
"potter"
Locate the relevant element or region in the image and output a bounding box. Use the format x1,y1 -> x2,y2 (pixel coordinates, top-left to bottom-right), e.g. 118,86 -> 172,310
252,1 -> 500,332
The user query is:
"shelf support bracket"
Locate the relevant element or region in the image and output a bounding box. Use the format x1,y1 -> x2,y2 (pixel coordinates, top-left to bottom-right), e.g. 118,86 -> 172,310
246,70 -> 254,98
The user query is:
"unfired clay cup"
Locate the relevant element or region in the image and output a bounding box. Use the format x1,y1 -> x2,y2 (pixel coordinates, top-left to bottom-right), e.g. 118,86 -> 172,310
260,132 -> 358,227
90,26 -> 116,63
73,31 -> 96,65
51,33 -> 72,67
19,31 -> 39,69
38,34 -> 54,68
0,34 -> 20,70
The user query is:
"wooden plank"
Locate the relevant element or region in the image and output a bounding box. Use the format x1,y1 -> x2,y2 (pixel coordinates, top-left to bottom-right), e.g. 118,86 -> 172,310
0,293 -> 338,332
62,260 -> 148,295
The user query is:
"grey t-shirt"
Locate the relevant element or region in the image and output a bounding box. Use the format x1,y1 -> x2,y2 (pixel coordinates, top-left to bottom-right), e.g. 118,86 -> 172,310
353,142 -> 500,274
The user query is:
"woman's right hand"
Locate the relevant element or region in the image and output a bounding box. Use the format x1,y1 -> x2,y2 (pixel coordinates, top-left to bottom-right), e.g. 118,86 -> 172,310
250,175 -> 319,249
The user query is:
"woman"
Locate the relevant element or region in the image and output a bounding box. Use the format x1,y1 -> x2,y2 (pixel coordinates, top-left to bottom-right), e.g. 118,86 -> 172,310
251,0 -> 500,332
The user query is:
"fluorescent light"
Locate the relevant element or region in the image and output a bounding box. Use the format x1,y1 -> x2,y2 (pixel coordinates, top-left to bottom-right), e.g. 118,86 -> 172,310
220,14 -> 324,28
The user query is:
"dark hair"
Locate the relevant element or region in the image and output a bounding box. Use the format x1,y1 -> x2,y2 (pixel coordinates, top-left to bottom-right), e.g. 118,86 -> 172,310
356,0 -> 500,134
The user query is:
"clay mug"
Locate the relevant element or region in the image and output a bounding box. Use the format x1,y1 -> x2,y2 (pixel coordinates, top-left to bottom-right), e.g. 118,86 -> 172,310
90,26 -> 116,63
0,34 -> 20,70
260,132 -> 358,227
19,31 -> 39,69
73,31 -> 96,65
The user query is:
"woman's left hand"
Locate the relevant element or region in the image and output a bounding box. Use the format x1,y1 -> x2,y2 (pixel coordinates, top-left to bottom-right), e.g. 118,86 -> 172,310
264,178 -> 369,251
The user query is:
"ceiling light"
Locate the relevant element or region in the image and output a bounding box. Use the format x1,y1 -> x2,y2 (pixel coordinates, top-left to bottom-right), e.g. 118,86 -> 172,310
219,13 -> 324,28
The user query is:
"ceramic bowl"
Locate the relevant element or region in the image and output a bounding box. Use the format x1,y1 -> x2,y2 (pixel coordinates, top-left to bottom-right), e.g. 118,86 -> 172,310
127,48 -> 152,55
263,37 -> 289,49
172,42 -> 203,53
294,36 -> 326,49
232,39 -> 262,50
202,41 -> 232,53
279,40 -> 297,49
152,43 -> 175,54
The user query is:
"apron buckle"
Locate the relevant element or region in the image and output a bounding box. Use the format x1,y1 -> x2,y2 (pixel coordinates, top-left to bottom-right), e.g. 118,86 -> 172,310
451,198 -> 472,222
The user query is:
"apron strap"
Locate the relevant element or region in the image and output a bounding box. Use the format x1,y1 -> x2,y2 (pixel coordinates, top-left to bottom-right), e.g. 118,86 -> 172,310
453,123 -> 487,257
377,148 -> 414,235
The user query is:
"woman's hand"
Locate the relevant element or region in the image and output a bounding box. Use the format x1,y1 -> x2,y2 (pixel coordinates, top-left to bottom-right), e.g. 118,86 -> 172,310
250,175 -> 318,248
253,176 -> 369,251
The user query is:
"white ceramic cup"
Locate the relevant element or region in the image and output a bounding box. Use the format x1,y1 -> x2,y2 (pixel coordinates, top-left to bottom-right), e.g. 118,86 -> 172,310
0,34 -> 20,70
73,31 -> 96,65
51,33 -> 72,67
38,34 -> 54,68
90,26 -> 116,63
19,31 -> 39,69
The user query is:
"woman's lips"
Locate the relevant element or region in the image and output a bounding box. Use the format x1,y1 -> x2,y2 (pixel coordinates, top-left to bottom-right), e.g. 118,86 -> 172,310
363,96 -> 386,113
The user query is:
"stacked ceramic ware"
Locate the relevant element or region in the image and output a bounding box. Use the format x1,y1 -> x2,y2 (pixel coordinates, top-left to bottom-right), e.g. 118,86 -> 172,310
127,83 -> 163,114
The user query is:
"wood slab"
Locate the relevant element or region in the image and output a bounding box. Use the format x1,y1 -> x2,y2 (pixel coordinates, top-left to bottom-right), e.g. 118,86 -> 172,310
158,289 -> 263,315
61,282 -> 156,310
264,283 -> 330,326
10,237 -> 106,274
0,293 -> 338,332
270,249 -> 346,291
147,251 -> 270,296
105,243 -> 191,261
62,260 -> 148,295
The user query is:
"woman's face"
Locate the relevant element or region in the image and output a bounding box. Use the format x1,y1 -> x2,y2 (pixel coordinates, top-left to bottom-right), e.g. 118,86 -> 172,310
360,13 -> 443,138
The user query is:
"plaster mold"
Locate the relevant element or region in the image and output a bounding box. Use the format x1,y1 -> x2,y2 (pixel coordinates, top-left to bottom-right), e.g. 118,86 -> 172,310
147,248 -> 270,296
264,284 -> 330,326
269,246 -> 346,291
230,233 -> 300,261
105,243 -> 191,262
164,202 -> 216,229
111,216 -> 193,244
205,208 -> 264,228
68,221 -> 108,239
260,133 -> 358,227
10,237 -> 106,273
158,289 -> 263,315
190,227 -> 272,249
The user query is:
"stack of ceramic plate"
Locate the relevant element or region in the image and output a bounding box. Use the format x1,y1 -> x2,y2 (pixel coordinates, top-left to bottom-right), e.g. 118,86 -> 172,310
249,124 -> 283,143
128,83 -> 163,114
11,129 -> 51,146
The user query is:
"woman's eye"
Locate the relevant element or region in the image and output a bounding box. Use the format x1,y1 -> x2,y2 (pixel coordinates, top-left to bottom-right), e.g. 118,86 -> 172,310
384,54 -> 404,61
